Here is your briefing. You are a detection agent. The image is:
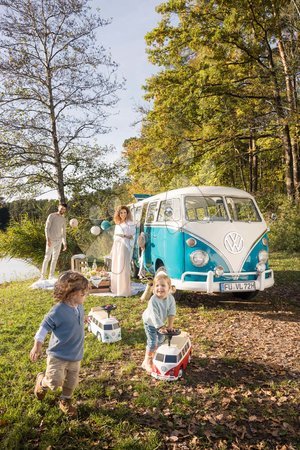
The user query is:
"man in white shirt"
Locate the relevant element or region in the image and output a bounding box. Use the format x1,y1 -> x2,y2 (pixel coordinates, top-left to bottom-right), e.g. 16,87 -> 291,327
40,203 -> 68,280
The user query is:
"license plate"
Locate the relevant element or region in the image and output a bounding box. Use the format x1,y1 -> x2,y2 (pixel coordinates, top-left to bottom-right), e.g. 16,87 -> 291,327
220,281 -> 256,292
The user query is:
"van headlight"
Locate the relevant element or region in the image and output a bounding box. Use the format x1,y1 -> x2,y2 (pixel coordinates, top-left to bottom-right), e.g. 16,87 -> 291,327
214,266 -> 224,277
256,262 -> 266,273
190,250 -> 209,267
259,250 -> 268,263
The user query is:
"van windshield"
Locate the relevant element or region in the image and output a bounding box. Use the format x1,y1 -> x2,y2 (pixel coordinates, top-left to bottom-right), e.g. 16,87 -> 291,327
226,197 -> 261,222
185,196 -> 228,222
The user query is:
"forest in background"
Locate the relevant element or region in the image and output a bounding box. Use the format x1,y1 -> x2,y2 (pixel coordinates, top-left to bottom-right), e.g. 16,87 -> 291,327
124,0 -> 300,208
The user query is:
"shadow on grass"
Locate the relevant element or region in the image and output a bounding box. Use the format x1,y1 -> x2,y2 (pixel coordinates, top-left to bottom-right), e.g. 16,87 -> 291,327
77,355 -> 300,447
185,355 -> 299,387
176,269 -> 300,310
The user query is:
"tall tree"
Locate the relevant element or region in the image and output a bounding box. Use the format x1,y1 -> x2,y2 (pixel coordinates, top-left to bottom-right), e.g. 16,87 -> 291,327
126,0 -> 300,203
0,0 -> 123,201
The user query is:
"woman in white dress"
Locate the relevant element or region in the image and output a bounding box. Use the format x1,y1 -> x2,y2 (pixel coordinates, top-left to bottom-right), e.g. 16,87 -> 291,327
110,205 -> 136,297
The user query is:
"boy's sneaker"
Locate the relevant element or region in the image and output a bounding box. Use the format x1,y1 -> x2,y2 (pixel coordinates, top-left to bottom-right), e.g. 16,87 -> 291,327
34,372 -> 47,400
59,399 -> 77,418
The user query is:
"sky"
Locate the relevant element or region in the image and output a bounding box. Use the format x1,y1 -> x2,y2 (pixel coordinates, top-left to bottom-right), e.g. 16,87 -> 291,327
93,0 -> 162,160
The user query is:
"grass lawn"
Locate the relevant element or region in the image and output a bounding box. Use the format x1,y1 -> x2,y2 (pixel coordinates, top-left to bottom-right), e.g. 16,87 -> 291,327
0,252 -> 300,449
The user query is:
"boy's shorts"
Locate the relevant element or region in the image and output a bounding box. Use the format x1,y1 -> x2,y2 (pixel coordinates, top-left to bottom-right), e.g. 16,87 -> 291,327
43,355 -> 81,394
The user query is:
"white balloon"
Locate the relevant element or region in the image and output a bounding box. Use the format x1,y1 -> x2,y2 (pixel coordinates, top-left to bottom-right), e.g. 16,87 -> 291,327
90,225 -> 100,236
69,218 -> 78,228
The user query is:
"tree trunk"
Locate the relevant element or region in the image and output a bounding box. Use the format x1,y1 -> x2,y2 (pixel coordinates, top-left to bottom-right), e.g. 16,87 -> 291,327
46,66 -> 66,203
277,36 -> 299,203
266,39 -> 294,199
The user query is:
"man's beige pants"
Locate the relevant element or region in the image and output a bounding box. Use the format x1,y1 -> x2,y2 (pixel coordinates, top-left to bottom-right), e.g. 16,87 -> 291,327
41,239 -> 62,279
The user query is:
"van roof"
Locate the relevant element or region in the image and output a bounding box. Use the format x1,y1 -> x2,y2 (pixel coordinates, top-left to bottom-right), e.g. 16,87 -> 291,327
133,186 -> 254,204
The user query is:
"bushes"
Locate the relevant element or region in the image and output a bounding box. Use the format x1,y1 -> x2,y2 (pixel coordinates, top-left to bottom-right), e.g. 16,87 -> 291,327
0,215 -> 82,271
268,198 -> 300,253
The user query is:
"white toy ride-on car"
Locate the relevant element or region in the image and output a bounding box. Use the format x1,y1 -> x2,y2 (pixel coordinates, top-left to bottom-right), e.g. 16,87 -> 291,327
88,304 -> 121,343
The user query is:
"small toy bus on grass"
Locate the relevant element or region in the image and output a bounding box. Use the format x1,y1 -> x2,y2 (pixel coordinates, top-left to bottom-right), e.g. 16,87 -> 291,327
151,329 -> 192,381
88,304 -> 121,343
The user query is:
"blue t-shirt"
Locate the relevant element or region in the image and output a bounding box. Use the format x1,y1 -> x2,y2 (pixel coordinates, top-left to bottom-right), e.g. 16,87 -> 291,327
142,294 -> 176,329
40,302 -> 84,361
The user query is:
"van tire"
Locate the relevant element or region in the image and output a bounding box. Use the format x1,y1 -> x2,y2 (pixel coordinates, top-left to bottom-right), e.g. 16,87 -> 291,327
97,332 -> 102,342
233,291 -> 259,300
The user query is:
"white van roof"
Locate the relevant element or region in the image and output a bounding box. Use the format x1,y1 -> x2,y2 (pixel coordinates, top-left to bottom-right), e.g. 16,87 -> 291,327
134,186 -> 254,204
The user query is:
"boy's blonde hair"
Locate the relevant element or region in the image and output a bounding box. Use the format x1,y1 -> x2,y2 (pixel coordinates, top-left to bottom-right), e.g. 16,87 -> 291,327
54,270 -> 89,302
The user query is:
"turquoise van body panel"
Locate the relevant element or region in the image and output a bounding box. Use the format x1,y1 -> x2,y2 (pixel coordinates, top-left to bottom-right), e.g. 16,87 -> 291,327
242,233 -> 272,280
183,232 -> 231,282
139,229 -> 271,282
143,225 -> 184,278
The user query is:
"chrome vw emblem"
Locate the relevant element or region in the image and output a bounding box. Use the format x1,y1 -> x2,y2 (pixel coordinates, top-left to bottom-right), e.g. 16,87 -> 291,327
224,232 -> 244,254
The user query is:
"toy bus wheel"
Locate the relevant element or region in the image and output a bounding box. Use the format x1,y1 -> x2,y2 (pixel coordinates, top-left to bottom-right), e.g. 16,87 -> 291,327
178,368 -> 183,378
233,291 -> 259,300
97,332 -> 102,341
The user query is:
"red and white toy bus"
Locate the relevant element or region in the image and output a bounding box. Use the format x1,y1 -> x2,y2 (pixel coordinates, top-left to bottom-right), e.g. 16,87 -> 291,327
151,330 -> 192,381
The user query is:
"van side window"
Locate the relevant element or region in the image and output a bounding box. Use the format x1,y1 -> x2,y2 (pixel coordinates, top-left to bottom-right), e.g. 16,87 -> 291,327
185,196 -> 228,222
157,199 -> 180,222
133,205 -> 142,224
146,202 -> 158,223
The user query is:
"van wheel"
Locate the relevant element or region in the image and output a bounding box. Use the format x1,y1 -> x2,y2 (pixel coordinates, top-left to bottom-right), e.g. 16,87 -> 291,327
178,368 -> 183,378
97,332 -> 102,342
130,260 -> 139,278
233,291 -> 259,300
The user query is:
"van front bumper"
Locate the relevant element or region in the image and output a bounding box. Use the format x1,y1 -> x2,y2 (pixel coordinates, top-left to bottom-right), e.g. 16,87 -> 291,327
171,269 -> 274,293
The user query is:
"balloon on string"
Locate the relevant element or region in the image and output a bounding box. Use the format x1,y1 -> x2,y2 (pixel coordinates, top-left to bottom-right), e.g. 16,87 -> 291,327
100,220 -> 111,231
90,225 -> 101,236
69,218 -> 78,228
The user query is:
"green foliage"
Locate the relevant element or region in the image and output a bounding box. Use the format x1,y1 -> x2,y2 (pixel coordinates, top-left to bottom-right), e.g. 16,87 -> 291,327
8,199 -> 57,222
269,199 -> 300,252
125,0 -> 299,202
0,215 -> 82,271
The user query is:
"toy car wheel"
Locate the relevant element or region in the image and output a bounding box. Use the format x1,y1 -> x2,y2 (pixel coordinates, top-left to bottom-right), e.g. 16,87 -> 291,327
178,368 -> 183,378
97,332 -> 102,341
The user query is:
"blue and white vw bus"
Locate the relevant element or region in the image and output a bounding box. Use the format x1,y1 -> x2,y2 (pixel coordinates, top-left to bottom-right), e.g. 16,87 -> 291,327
130,186 -> 274,299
